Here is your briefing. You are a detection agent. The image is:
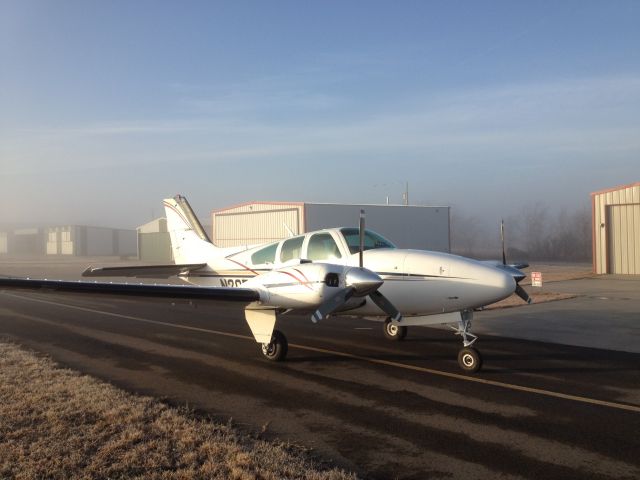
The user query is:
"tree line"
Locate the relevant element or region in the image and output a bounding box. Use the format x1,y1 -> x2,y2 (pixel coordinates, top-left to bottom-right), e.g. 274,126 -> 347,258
450,204 -> 591,262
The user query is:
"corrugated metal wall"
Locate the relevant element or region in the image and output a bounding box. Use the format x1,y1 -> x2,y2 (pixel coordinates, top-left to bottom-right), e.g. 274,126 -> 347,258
305,203 -> 450,251
137,218 -> 172,261
592,183 -> 640,274
212,203 -> 305,247
212,202 -> 450,251
44,226 -> 136,257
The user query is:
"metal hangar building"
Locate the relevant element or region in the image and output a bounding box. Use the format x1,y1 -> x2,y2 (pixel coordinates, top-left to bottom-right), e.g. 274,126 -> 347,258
211,202 -> 450,252
591,182 -> 640,274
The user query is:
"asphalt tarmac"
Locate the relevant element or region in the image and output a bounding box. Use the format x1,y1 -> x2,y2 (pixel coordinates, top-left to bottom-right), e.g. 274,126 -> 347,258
1,280 -> 639,480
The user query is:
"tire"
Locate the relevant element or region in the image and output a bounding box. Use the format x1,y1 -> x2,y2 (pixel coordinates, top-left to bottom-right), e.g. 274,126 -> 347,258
458,347 -> 482,373
383,318 -> 407,341
261,330 -> 288,361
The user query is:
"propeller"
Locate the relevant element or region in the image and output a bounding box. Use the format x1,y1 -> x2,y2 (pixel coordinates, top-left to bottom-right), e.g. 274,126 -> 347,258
311,209 -> 403,323
369,290 -> 402,322
515,284 -> 532,304
500,218 -> 532,304
501,218 -> 507,266
359,209 -> 365,268
312,288 -> 354,323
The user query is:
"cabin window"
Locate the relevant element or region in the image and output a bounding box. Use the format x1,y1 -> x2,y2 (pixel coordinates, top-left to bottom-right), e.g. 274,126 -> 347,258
307,233 -> 342,261
339,228 -> 396,254
280,236 -> 304,262
251,243 -> 277,265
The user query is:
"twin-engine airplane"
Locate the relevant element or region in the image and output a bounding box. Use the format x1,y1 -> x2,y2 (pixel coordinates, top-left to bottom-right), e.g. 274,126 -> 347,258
0,195 -> 531,372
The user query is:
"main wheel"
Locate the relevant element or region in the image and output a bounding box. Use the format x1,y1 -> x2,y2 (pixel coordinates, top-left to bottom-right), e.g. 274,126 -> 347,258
261,330 -> 288,361
383,318 -> 407,341
458,347 -> 482,373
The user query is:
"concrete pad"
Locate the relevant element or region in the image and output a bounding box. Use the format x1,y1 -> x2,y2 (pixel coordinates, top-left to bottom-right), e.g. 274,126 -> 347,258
474,276 -> 640,353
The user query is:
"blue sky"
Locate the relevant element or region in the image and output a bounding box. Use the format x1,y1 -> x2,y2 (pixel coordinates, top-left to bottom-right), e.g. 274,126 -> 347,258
1,1 -> 639,227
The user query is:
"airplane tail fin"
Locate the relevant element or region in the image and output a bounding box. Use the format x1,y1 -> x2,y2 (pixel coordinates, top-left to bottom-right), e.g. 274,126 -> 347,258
163,195 -> 217,264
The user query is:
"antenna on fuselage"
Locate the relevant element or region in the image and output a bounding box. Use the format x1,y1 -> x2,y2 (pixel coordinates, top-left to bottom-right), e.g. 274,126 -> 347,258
501,218 -> 506,265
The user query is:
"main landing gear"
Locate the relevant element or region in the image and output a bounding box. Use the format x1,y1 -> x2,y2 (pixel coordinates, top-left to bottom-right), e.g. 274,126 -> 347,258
451,312 -> 482,373
261,329 -> 288,361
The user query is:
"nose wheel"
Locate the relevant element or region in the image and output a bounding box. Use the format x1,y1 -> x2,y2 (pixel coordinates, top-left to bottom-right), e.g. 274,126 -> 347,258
383,317 -> 407,341
458,347 -> 482,373
261,329 -> 288,361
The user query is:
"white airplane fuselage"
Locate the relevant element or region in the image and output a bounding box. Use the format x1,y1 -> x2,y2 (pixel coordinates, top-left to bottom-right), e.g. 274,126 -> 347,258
177,228 -> 516,319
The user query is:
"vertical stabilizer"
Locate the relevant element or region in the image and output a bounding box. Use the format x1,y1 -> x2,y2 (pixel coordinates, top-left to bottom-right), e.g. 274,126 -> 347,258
174,195 -> 212,243
163,196 -> 216,264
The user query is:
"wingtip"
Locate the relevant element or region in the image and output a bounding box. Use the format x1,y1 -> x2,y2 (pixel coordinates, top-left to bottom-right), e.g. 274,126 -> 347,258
81,266 -> 97,277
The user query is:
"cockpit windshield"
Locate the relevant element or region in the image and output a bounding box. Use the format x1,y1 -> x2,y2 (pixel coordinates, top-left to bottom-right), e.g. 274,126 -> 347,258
339,228 -> 396,254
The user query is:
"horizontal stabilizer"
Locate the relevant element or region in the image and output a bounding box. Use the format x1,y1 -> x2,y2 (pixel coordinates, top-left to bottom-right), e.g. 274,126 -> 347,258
0,276 -> 260,302
82,263 -> 208,278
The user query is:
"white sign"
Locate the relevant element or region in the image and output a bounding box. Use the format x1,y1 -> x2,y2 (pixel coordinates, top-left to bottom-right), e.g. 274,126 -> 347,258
531,272 -> 542,287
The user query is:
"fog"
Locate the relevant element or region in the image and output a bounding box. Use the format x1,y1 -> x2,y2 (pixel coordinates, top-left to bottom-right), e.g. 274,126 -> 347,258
451,204 -> 592,262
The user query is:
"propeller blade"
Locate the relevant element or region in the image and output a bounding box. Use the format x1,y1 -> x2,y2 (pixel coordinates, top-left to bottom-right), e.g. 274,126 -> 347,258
311,288 -> 354,323
515,284 -> 532,304
501,218 -> 506,265
369,290 -> 403,322
359,209 -> 365,268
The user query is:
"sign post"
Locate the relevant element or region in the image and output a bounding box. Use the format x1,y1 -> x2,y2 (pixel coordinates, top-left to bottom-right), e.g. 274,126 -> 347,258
531,271 -> 542,287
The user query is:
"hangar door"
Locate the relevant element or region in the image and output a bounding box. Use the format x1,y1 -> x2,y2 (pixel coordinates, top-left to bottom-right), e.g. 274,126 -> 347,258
214,208 -> 302,247
607,204 -> 640,274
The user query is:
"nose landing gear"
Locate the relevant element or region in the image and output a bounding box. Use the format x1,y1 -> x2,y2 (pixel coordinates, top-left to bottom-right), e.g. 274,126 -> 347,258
383,317 -> 407,341
458,346 -> 482,373
451,311 -> 483,373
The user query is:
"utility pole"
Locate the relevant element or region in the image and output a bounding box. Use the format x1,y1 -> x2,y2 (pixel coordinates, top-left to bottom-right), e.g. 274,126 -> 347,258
402,182 -> 409,206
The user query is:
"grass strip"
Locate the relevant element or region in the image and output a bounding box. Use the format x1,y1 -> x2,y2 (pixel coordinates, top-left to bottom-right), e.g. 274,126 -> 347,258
0,342 -> 357,480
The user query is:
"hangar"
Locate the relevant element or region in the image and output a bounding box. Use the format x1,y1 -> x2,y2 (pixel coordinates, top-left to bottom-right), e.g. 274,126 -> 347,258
212,202 -> 450,252
45,226 -> 137,257
137,218 -> 173,262
592,182 -> 640,274
1,225 -> 137,257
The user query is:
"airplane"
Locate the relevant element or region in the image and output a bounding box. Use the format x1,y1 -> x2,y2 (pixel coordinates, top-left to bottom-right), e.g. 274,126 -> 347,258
0,195 -> 531,373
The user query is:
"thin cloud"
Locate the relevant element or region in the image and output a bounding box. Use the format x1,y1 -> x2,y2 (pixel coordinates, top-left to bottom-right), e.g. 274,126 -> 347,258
2,74 -> 639,176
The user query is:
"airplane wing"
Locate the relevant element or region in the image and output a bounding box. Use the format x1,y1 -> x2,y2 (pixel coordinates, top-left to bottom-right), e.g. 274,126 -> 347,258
82,263 -> 208,278
0,276 -> 259,302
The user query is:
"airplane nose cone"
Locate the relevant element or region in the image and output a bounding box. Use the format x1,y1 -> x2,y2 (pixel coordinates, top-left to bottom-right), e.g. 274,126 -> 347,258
492,267 -> 517,298
345,268 -> 383,296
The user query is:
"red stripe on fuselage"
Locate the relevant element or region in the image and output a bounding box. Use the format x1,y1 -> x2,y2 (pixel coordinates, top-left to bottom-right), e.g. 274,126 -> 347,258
226,258 -> 259,276
279,269 -> 314,290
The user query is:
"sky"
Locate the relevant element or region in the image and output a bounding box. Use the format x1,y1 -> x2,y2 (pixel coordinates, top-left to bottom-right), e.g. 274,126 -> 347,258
1,0 -> 639,228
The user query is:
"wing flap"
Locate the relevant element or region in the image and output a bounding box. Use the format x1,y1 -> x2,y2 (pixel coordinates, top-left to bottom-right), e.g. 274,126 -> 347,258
0,277 -> 260,302
82,263 -> 208,278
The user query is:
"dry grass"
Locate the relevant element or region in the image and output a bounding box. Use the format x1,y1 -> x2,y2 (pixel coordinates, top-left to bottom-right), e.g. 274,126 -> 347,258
486,291 -> 577,310
0,342 -> 357,480
518,263 -> 594,285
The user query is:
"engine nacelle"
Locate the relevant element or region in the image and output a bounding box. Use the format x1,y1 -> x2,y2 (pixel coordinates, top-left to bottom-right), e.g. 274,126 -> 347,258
243,262 -> 346,310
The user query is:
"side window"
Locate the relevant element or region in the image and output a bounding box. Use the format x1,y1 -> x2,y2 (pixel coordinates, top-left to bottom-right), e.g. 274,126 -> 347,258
251,243 -> 277,265
307,233 -> 342,261
280,236 -> 304,263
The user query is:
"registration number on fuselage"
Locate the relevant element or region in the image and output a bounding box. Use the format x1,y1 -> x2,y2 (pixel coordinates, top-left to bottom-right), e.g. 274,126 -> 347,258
219,278 -> 248,287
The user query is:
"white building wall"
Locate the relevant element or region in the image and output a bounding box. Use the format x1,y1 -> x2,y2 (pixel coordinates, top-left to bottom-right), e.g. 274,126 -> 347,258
592,183 -> 640,274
